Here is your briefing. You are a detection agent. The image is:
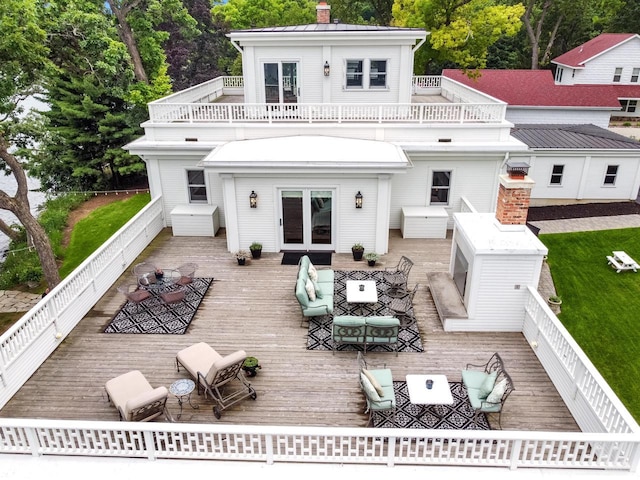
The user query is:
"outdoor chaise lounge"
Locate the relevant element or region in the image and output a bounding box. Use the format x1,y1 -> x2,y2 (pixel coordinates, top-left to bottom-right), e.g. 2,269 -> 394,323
176,342 -> 257,419
104,370 -> 169,422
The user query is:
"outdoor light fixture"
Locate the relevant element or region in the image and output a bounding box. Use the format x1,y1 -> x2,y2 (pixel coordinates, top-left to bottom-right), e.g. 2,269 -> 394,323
250,190 -> 258,208
324,61 -> 330,77
355,191 -> 363,209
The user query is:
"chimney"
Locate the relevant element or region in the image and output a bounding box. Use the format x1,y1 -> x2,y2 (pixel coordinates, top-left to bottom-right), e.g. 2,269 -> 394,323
316,1 -> 330,24
495,173 -> 535,229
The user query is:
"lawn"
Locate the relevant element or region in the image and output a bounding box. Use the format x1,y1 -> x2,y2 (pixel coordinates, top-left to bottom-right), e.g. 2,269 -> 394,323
540,228 -> 640,421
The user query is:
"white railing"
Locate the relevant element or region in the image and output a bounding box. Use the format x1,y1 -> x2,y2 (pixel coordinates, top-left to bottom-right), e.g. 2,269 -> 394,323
459,196 -> 478,213
148,102 -> 506,124
0,197 -> 164,408
412,75 -> 441,92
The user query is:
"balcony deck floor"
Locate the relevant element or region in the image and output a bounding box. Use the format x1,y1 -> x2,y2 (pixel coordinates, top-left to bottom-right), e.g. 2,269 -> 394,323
213,94 -> 452,104
0,229 -> 579,432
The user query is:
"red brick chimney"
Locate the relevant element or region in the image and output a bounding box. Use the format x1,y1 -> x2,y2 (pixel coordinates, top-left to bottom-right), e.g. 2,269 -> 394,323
316,1 -> 330,24
495,174 -> 535,228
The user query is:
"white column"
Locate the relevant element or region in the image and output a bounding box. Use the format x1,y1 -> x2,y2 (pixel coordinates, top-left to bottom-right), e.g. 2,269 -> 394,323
375,174 -> 392,254
220,174 -> 239,252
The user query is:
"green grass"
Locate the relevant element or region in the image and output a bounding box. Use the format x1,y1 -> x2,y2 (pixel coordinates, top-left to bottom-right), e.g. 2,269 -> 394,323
59,193 -> 151,278
540,228 -> 640,421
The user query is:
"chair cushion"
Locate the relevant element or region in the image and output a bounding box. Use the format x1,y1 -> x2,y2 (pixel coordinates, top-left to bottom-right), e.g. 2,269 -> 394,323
161,290 -> 185,304
478,370 -> 498,399
486,378 -> 508,404
177,342 -> 223,380
205,350 -> 247,385
369,368 -> 393,387
362,369 -> 384,396
333,315 -> 366,327
360,372 -> 381,402
128,290 -> 151,303
305,278 -> 317,301
295,279 -> 310,307
124,387 -> 168,421
316,269 -> 334,283
461,369 -> 490,390
370,385 -> 396,410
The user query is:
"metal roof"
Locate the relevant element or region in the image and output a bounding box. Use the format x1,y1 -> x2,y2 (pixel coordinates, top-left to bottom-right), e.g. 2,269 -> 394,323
231,23 -> 423,33
511,124 -> 640,150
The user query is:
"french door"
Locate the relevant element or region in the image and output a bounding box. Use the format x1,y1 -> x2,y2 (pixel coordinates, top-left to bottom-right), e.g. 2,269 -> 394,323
280,189 -> 334,251
263,62 -> 299,104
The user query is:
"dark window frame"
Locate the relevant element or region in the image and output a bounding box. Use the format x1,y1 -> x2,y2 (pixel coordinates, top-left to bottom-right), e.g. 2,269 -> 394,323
187,169 -> 208,203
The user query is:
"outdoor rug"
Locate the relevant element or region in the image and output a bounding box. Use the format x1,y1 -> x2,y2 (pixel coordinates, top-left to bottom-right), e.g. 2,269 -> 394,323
104,277 -> 213,335
282,251 -> 332,266
372,382 -> 490,430
306,270 -> 423,353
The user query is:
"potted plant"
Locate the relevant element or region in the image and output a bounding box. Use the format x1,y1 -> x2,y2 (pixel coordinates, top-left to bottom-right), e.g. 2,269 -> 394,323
548,295 -> 562,306
249,242 -> 262,259
234,250 -> 250,265
364,252 -> 379,267
242,356 -> 261,377
352,242 -> 364,261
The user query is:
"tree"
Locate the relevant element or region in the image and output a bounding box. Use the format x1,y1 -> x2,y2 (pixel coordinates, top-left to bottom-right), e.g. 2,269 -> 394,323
329,0 -> 394,25
212,0 -> 316,30
392,0 -> 525,73
0,0 -> 61,288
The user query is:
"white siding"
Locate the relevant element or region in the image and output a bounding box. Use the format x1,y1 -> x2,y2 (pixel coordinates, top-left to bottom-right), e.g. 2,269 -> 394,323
506,108 -> 612,128
564,38 -> 640,85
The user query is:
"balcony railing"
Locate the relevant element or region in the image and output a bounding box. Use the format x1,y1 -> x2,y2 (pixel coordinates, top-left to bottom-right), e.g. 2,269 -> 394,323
146,76 -> 506,125
0,200 -> 638,471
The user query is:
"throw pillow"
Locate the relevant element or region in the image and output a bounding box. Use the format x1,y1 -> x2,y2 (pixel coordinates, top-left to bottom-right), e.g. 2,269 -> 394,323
362,369 -> 384,396
308,263 -> 318,282
312,280 -> 323,299
478,370 -> 498,399
360,372 -> 381,402
305,278 -> 317,301
486,378 -> 508,404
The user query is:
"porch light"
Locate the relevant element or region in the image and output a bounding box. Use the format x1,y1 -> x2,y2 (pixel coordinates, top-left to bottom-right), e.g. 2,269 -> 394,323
506,161 -> 530,179
324,61 -> 330,77
249,191 -> 258,208
355,191 -> 363,209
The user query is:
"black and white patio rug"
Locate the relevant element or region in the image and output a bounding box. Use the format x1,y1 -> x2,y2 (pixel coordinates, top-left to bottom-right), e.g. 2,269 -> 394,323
306,270 -> 423,353
372,382 -> 490,430
104,277 -> 213,335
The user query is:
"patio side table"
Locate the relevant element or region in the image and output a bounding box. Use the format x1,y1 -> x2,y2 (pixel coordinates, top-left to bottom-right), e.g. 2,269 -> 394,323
169,378 -> 199,420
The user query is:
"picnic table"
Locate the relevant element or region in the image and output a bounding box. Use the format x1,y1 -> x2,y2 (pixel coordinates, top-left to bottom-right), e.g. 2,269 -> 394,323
607,251 -> 639,273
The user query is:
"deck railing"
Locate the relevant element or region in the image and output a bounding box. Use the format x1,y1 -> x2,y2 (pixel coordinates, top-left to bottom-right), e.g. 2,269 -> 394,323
0,208 -> 638,471
146,75 -> 506,124
0,197 -> 164,408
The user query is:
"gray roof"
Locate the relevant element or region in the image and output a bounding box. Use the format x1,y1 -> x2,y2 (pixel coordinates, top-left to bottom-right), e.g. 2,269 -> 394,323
232,23 -> 423,33
511,124 -> 640,149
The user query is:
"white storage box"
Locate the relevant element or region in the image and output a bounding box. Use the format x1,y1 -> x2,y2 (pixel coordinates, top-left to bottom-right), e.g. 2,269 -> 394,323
401,206 -> 448,238
170,204 -> 220,237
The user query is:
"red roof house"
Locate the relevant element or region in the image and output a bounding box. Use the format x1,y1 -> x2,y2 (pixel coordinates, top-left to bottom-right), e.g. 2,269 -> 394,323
552,33 -> 638,69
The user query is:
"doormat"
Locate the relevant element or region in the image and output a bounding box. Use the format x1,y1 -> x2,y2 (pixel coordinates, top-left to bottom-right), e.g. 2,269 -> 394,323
371,381 -> 490,430
104,278 -> 213,334
306,270 -> 423,353
282,251 -> 332,266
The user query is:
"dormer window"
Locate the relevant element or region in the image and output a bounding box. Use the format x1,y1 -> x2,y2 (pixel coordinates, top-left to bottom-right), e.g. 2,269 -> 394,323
346,60 -> 363,88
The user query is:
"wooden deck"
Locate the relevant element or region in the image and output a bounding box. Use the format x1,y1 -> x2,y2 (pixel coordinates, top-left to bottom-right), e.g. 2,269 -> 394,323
0,229 -> 579,432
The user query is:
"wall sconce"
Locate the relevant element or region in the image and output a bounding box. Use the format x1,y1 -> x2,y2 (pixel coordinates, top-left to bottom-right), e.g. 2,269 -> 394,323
324,61 -> 330,77
249,190 -> 257,208
355,191 -> 363,209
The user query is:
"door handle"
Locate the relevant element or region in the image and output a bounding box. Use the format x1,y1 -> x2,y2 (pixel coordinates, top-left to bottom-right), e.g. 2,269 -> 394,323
280,218 -> 282,226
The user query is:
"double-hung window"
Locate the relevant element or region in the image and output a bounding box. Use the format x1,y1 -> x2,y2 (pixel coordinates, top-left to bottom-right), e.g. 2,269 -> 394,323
431,171 -> 452,205
550,165 -> 564,185
632,68 -> 640,83
346,60 -> 364,88
187,170 -> 207,203
604,165 -> 619,186
369,60 -> 387,88
613,67 -> 623,82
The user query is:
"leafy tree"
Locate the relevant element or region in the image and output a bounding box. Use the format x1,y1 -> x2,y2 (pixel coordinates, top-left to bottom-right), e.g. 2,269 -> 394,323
212,0 -> 316,30
329,0 -> 394,25
392,0 -> 525,73
0,0 -> 61,288
609,0 -> 640,33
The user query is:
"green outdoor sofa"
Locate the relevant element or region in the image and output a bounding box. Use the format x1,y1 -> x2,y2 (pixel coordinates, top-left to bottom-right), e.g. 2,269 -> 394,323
332,315 -> 400,355
295,255 -> 334,325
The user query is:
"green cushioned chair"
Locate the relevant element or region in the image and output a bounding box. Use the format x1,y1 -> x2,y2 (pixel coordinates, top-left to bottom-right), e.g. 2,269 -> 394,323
357,352 -> 395,426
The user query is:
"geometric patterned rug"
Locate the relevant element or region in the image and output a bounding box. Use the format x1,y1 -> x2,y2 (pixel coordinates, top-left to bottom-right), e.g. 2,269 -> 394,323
306,270 -> 423,352
103,277 -> 213,334
372,382 -> 490,430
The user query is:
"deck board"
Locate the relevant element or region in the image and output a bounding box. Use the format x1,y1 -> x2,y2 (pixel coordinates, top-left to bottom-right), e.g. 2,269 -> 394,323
0,229 -> 579,431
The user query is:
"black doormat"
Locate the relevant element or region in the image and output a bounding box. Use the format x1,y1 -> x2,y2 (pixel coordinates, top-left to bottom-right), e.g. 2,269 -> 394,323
282,251 -> 332,265
372,382 -> 490,430
104,278 -> 213,334
306,270 -> 423,353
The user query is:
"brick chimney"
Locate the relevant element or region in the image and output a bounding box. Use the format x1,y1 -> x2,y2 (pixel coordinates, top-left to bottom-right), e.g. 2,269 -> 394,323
316,1 -> 330,24
495,174 -> 535,229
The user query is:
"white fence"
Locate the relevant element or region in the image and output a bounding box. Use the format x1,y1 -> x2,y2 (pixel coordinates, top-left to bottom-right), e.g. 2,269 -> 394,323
0,197 -> 164,408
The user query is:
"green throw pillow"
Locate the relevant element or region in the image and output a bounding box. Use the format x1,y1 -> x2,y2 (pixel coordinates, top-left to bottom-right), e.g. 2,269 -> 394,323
478,371 -> 498,399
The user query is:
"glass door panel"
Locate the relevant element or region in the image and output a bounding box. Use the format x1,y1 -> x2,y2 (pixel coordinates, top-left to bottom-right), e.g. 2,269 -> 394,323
282,62 -> 298,103
280,189 -> 334,251
264,63 -> 279,103
281,190 -> 304,246
310,190 -> 332,245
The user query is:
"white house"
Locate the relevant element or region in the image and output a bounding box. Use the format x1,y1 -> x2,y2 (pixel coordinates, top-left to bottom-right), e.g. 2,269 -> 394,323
552,33 -> 640,118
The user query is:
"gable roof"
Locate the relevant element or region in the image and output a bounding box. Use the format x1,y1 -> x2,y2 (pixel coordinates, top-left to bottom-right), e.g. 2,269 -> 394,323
511,124 -> 640,149
552,33 -> 639,68
442,69 -> 621,108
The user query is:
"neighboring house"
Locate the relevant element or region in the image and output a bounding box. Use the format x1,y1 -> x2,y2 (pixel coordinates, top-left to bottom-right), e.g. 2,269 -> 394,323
510,124 -> 640,206
126,3 -> 529,254
552,33 -> 640,119
442,69 -> 620,128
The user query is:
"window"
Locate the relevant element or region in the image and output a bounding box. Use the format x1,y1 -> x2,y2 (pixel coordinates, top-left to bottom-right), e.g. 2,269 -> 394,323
550,165 -> 564,185
187,170 -> 207,202
346,60 -> 363,88
431,171 -> 451,204
632,68 -> 640,83
554,67 -> 563,83
604,165 -> 618,186
620,99 -> 638,113
613,67 -> 623,82
369,60 -> 387,88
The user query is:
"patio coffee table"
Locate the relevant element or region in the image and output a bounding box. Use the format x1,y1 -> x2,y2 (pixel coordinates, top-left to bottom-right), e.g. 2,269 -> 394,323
406,374 -> 453,417
346,280 -> 378,315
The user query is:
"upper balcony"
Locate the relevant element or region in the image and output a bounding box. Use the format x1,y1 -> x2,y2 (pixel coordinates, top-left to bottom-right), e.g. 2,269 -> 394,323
138,76 -> 511,145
